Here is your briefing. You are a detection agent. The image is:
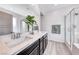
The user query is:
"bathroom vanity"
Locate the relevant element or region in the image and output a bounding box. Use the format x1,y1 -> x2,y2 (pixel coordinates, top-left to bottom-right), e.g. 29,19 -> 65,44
0,31 -> 48,55
17,32 -> 48,55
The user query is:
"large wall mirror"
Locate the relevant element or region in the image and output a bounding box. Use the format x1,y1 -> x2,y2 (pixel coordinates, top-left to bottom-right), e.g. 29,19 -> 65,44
0,11 -> 13,35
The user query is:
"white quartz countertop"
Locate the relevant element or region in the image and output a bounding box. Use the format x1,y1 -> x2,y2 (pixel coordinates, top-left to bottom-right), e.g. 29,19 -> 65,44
0,31 -> 47,55
74,43 -> 79,49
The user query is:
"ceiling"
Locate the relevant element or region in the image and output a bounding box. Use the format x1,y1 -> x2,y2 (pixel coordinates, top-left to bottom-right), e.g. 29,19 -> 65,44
13,4 -> 74,15
38,4 -> 74,15
4,4 -> 77,16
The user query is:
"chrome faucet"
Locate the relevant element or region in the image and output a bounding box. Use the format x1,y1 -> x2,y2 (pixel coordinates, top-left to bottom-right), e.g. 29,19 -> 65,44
11,32 -> 21,39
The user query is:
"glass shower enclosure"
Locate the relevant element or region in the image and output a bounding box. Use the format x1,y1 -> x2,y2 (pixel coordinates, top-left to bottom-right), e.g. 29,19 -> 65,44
65,8 -> 79,52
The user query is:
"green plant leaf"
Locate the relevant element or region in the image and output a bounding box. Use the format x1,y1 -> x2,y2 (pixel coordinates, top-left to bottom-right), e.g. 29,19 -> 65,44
24,15 -> 37,26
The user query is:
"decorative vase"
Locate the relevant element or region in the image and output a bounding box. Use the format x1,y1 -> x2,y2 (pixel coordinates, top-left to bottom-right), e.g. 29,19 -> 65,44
29,24 -> 34,35
27,25 -> 29,32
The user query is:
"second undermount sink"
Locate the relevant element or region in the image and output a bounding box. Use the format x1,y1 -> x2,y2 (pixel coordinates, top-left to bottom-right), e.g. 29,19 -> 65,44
4,36 -> 33,48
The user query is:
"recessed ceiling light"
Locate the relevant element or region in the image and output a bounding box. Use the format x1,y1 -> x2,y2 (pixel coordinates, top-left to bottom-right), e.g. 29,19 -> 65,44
31,4 -> 34,6
54,4 -> 58,6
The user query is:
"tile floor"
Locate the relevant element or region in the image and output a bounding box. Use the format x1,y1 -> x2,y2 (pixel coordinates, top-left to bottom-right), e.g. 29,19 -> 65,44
43,40 -> 71,55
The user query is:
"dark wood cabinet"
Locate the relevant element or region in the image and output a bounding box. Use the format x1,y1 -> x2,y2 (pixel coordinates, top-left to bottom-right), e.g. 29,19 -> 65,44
44,34 -> 48,51
30,46 -> 39,55
17,33 -> 48,55
39,33 -> 48,55
39,37 -> 44,55
17,40 -> 39,55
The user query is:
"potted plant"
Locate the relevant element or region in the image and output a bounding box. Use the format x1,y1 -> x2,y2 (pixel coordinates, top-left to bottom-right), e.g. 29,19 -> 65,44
24,15 -> 37,34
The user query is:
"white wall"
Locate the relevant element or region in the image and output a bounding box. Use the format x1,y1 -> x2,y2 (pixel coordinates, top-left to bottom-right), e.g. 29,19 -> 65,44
41,9 -> 65,42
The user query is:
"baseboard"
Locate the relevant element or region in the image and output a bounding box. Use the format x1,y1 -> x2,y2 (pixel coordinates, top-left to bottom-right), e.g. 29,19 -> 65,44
48,39 -> 64,43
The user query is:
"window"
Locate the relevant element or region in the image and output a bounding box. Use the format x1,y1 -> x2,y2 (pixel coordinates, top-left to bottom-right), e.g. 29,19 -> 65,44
13,17 -> 17,32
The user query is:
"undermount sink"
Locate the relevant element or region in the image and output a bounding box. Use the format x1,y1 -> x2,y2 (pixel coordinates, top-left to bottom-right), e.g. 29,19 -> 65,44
4,36 -> 32,48
25,36 -> 33,39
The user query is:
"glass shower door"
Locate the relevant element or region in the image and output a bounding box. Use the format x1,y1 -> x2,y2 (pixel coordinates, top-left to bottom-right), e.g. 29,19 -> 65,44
66,13 -> 71,47
65,9 -> 75,50
74,9 -> 79,44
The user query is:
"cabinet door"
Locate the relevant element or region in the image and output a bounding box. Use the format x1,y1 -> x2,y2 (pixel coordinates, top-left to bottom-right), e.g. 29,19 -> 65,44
39,37 -> 44,55
43,34 -> 48,52
30,46 -> 39,55
17,40 -> 39,55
